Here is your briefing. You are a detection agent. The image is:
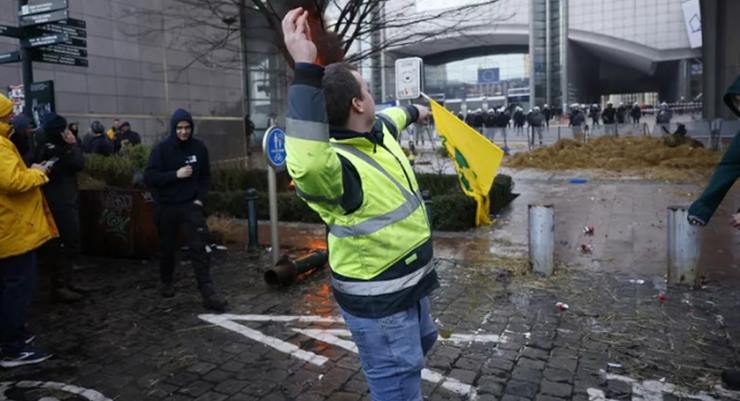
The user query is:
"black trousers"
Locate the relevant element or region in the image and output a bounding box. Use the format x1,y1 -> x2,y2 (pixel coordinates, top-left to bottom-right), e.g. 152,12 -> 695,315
156,203 -> 214,296
0,251 -> 36,355
41,202 -> 80,288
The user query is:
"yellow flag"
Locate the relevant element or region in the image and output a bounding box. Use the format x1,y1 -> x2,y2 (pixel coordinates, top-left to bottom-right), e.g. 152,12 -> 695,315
430,99 -> 504,226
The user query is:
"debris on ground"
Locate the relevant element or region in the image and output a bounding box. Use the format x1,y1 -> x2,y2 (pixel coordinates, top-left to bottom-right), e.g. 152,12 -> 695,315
584,225 -> 595,235
504,136 -> 721,181
555,302 -> 569,311
581,244 -> 593,254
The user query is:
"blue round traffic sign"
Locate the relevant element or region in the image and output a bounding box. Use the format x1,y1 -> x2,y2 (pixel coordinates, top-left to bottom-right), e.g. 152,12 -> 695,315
262,126 -> 287,170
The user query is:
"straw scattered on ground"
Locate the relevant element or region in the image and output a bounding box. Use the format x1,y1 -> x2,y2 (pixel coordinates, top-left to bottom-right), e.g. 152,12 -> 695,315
207,215 -> 244,244
504,136 -> 722,182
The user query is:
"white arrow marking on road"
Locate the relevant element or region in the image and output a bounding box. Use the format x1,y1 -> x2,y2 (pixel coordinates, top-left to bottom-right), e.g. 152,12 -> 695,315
0,381 -> 112,401
588,371 -> 740,401
199,314 -> 499,399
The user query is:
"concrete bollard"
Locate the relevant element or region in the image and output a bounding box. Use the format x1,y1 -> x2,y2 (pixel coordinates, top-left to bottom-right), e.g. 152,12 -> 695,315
667,206 -> 700,286
528,204 -> 555,276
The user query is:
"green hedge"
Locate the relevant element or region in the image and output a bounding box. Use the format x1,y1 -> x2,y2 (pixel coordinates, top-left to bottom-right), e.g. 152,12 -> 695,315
84,145 -> 150,188
205,169 -> 515,231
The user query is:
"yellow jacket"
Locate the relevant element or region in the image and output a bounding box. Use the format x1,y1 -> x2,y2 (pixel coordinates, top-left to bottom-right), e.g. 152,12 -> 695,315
0,122 -> 58,259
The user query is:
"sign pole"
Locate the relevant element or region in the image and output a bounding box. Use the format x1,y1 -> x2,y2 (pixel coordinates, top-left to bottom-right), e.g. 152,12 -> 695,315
267,166 -> 280,265
262,125 -> 287,266
19,0 -> 33,118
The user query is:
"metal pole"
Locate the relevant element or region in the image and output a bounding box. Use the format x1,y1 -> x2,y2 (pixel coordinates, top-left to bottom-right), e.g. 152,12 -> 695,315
667,206 -> 700,286
239,0 -> 251,157
19,0 -> 33,119
421,190 -> 432,226
246,187 -> 259,252
267,166 -> 280,265
528,204 -> 554,276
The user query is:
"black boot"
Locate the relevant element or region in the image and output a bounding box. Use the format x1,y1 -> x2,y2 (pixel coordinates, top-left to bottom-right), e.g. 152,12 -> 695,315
722,369 -> 740,390
200,285 -> 228,312
160,283 -> 175,298
52,286 -> 84,303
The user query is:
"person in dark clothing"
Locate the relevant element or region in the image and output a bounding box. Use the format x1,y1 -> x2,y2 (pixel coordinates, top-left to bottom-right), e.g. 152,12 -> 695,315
688,75 -> 740,390
83,121 -> 114,156
602,103 -> 616,125
513,107 -> 525,135
244,114 -> 255,155
589,104 -> 600,127
11,115 -> 35,166
569,104 -> 586,140
484,109 -> 497,140
471,110 -> 483,134
34,113 -> 85,303
118,122 -> 142,149
543,104 -> 552,127
616,103 -> 627,124
68,122 -> 79,139
144,108 -> 227,313
631,103 -> 642,124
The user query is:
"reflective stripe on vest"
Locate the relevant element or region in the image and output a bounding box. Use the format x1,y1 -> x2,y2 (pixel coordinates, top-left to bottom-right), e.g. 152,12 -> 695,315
295,185 -> 342,205
286,118 -> 329,141
328,143 -> 421,238
332,260 -> 435,296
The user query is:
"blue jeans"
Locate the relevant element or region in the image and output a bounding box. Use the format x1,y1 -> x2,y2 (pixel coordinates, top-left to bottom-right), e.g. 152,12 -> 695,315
341,296 -> 438,401
0,251 -> 37,355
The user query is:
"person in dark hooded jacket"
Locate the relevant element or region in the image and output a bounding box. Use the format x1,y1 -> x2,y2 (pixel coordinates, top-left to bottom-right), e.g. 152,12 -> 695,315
144,108 -> 227,312
83,121 -> 114,156
10,114 -> 34,166
33,113 -> 86,302
688,75 -> 740,390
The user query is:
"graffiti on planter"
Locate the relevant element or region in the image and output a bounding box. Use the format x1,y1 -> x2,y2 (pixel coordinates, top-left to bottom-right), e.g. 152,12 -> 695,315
99,192 -> 133,240
102,191 -> 132,211
0,381 -> 112,401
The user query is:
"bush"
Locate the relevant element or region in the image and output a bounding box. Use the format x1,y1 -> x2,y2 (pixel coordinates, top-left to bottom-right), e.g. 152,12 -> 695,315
204,172 -> 515,231
210,168 -> 293,192
206,190 -> 322,223
429,193 -> 477,231
84,145 -> 151,188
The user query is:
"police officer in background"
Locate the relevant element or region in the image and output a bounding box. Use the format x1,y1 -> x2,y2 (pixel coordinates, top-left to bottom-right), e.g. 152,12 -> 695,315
144,108 -> 227,313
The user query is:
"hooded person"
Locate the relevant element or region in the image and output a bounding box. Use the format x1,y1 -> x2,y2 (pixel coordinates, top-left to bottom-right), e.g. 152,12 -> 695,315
0,94 -> 57,367
11,114 -> 34,166
143,108 -> 227,312
117,121 -> 141,148
35,113 -> 85,303
688,76 -> 740,228
689,75 -> 740,390
83,121 -> 114,156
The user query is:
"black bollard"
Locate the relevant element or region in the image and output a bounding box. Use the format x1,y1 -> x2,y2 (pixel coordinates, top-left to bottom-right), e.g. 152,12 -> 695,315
421,189 -> 432,226
246,188 -> 259,252
264,251 -> 328,287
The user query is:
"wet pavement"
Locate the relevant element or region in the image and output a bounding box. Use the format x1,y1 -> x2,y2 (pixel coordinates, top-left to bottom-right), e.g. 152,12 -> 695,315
2,164 -> 740,400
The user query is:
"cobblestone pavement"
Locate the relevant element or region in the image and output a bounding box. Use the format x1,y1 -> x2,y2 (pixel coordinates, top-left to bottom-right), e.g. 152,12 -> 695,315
2,246 -> 740,401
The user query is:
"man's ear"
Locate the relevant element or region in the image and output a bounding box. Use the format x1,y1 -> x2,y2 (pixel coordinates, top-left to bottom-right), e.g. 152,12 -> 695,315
351,97 -> 364,114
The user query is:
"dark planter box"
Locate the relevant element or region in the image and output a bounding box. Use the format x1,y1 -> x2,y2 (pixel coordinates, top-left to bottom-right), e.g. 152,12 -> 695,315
80,189 -> 159,258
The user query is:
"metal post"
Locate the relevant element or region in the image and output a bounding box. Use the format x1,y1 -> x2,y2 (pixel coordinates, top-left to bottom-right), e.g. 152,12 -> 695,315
421,190 -> 432,226
667,206 -> 700,286
239,0 -> 251,157
19,0 -> 33,119
246,187 -> 258,252
528,204 -> 554,276
267,167 -> 280,265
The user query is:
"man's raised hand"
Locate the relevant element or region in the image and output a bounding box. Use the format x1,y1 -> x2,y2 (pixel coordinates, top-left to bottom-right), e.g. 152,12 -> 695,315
282,8 -> 317,64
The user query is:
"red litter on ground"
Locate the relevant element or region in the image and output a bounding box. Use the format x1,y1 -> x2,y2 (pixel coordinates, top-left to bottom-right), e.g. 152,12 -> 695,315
583,225 -> 595,235
580,244 -> 593,254
555,302 -> 569,311
658,292 -> 667,304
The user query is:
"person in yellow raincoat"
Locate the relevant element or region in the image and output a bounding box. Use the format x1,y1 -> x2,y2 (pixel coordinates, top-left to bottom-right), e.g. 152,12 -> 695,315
0,93 -> 58,368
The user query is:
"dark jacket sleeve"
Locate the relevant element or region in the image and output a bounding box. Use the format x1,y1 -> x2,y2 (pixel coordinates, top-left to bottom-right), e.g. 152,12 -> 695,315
688,132 -> 740,223
60,143 -> 85,173
197,145 -> 210,201
144,144 -> 178,188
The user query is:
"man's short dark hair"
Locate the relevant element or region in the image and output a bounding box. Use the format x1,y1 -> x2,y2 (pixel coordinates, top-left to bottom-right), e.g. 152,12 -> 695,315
323,63 -> 361,127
